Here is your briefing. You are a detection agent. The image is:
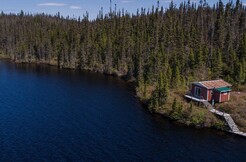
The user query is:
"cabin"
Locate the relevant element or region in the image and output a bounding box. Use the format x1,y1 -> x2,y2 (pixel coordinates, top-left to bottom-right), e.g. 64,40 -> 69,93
188,79 -> 232,103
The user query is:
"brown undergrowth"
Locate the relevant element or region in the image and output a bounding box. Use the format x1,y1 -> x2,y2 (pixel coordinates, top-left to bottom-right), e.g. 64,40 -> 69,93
217,91 -> 246,132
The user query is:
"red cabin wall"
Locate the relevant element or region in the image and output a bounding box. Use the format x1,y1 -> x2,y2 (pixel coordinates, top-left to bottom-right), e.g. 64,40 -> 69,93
213,91 -> 230,103
214,91 -> 220,102
191,83 -> 231,102
191,84 -> 196,95
220,92 -> 230,102
201,87 -> 208,100
207,89 -> 213,101
191,84 -> 208,100
191,84 -> 195,96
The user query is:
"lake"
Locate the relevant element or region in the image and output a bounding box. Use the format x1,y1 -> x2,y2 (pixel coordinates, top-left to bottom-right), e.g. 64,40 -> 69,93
0,60 -> 245,162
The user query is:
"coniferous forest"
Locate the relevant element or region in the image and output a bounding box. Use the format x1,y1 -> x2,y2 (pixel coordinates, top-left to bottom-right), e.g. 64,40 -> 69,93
0,0 -> 245,127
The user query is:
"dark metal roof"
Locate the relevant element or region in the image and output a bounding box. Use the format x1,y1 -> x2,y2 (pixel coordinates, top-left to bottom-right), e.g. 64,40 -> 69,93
215,87 -> 232,92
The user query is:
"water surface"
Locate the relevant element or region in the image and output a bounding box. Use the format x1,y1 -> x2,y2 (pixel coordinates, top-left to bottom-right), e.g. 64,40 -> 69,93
0,61 -> 245,162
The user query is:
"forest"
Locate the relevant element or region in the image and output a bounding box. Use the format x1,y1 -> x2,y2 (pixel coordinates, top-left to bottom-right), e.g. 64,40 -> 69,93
0,0 -> 245,128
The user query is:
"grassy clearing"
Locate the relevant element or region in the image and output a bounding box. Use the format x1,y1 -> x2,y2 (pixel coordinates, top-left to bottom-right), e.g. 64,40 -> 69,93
140,86 -> 226,130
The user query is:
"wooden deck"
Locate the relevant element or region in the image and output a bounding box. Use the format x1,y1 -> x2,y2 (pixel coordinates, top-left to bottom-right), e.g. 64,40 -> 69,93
184,94 -> 206,102
202,100 -> 246,138
184,94 -> 246,137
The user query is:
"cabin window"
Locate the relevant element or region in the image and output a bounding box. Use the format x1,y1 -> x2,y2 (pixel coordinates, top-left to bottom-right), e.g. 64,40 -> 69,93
195,87 -> 201,97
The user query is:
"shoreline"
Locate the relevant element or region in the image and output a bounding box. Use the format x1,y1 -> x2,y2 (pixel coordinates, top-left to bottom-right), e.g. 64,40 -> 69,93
1,57 -> 242,137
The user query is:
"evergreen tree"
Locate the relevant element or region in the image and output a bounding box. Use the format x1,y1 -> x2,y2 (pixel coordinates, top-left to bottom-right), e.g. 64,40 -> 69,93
170,98 -> 183,120
172,65 -> 181,88
212,49 -> 223,78
158,72 -> 169,105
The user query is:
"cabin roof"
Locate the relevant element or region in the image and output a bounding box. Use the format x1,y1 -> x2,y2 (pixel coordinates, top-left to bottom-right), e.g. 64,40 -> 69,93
215,87 -> 232,92
193,79 -> 232,89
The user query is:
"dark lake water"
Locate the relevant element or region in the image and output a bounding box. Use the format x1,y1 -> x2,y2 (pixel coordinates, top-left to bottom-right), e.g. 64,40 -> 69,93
0,60 -> 245,162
